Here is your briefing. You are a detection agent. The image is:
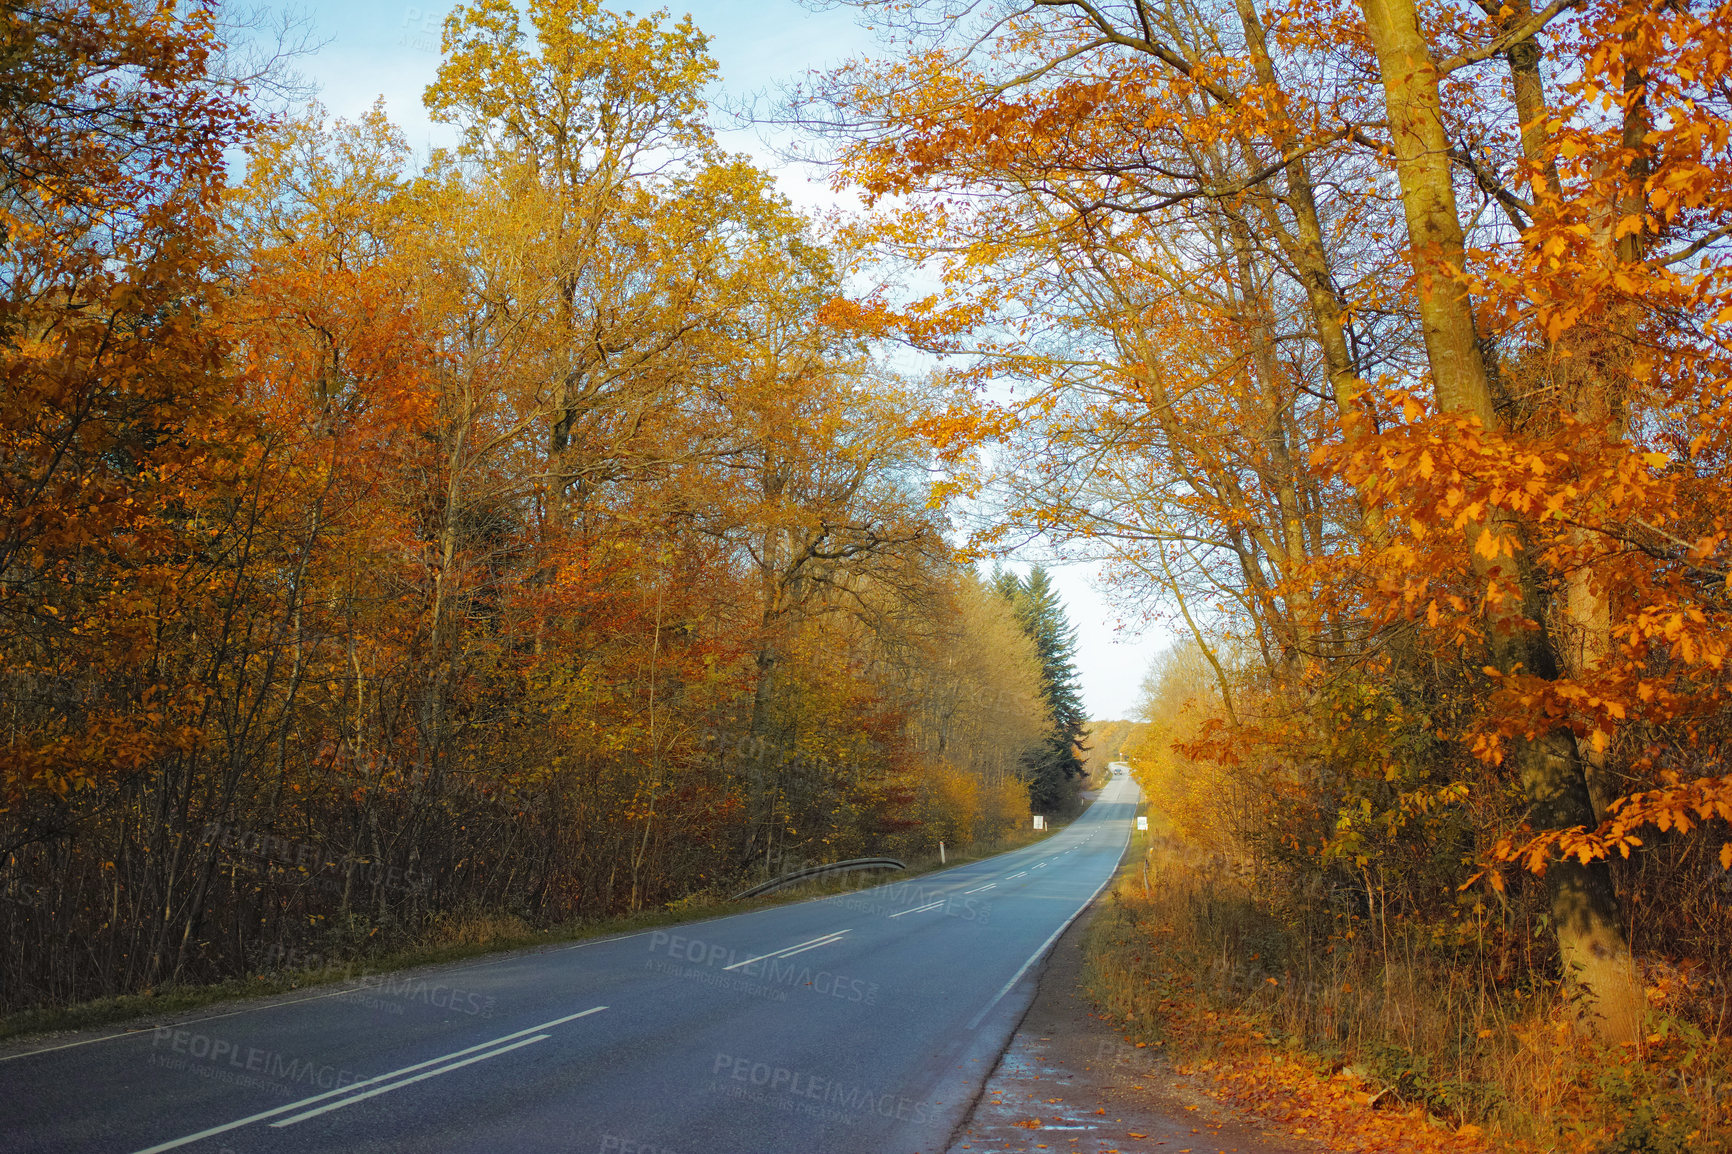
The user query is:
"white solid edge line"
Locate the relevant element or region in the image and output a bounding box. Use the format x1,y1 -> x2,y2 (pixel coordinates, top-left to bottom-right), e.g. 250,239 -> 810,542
3,980 -> 405,1065
270,1034 -> 552,1127
887,901 -> 945,920
564,928 -> 660,951
130,1006 -> 606,1154
966,855 -> 1122,1032
721,930 -> 849,972
9,932 -> 622,1066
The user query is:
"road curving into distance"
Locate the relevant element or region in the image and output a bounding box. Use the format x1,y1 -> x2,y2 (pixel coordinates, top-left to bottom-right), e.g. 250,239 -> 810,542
0,767 -> 1141,1154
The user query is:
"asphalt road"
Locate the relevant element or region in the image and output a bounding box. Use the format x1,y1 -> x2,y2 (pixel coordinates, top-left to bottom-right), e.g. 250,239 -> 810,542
0,769 -> 1139,1154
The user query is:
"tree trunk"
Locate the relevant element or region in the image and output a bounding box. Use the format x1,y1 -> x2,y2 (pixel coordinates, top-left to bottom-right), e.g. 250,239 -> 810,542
1356,0 -> 1644,1040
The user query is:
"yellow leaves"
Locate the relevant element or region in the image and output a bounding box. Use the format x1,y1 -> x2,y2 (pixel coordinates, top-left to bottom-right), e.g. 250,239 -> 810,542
1720,843 -> 1732,871
1471,527 -> 1509,560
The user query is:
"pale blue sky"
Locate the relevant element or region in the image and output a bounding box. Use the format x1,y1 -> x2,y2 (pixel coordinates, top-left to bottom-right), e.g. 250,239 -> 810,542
283,0 -> 1170,719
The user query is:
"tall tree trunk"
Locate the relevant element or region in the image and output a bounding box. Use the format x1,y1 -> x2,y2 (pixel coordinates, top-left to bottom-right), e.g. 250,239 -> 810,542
1356,0 -> 1644,1040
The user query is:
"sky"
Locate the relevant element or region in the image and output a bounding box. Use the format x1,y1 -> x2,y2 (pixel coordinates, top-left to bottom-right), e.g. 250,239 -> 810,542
280,0 -> 1173,719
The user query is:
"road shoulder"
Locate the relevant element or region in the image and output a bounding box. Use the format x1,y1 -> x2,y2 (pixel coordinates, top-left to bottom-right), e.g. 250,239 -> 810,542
945,904 -> 1321,1154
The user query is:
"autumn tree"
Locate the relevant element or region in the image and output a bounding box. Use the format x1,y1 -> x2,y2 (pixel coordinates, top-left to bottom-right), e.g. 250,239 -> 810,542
0,0 -> 249,801
0,0 -> 259,995
425,0 -> 725,534
800,0 -> 1732,1042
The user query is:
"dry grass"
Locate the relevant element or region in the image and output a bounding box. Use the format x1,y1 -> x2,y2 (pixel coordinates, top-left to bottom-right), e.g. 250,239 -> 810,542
422,910 -> 534,948
1083,830 -> 1732,1153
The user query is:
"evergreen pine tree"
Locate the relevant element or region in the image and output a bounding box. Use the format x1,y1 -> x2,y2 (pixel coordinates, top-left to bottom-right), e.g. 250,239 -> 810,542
995,566 -> 1088,814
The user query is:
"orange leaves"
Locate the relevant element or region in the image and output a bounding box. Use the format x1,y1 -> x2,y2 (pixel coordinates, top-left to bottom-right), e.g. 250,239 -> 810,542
813,295 -> 895,339
0,1 -> 254,811
1489,773 -> 1732,874
1315,371 -> 1732,769
1122,959 -> 1509,1153
1471,527 -> 1512,561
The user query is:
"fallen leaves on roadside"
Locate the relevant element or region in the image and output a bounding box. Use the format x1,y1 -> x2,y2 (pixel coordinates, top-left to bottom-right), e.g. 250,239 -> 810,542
1154,1004 -> 1513,1152
1094,903 -> 1528,1154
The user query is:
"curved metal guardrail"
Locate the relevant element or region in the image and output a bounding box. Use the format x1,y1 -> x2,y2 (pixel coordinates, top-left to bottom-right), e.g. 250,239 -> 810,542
731,857 -> 907,901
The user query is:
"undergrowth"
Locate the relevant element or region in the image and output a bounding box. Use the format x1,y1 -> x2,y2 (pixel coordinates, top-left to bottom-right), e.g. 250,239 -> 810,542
1083,828 -> 1732,1153
0,827 -> 1052,1045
